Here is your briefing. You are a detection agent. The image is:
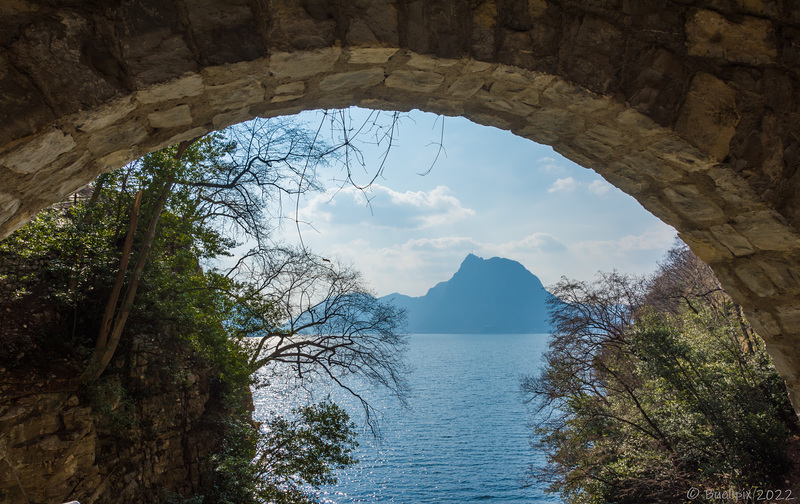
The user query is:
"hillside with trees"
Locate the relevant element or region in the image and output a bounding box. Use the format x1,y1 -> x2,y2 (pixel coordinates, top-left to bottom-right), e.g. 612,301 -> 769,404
0,116 -> 408,504
523,243 -> 798,503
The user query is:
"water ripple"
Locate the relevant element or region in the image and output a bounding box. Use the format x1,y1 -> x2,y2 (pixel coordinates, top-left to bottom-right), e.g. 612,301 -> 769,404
253,333 -> 562,504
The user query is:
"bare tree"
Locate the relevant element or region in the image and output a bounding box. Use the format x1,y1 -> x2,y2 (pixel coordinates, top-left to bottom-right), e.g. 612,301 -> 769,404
229,246 -> 409,429
83,111 -> 416,380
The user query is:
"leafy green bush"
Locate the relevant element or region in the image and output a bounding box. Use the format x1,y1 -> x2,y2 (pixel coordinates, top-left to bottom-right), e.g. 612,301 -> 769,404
198,401 -> 358,504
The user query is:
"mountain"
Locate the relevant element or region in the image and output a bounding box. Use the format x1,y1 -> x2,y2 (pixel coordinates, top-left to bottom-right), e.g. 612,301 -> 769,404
380,254 -> 555,334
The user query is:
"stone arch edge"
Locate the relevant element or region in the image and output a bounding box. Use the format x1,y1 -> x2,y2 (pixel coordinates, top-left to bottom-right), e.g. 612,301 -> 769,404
3,47 -> 800,410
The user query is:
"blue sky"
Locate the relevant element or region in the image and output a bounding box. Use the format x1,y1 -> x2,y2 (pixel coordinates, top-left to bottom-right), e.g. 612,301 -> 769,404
272,108 -> 676,297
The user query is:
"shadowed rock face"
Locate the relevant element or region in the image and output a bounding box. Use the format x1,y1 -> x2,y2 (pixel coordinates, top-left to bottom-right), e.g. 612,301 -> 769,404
1,3 -> 800,407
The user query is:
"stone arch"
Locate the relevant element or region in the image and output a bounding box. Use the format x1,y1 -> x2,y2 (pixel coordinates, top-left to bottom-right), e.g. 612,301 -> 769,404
2,1 -> 800,408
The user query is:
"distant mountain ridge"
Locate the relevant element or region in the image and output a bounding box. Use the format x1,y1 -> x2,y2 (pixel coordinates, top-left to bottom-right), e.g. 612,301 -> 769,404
380,254 -> 554,334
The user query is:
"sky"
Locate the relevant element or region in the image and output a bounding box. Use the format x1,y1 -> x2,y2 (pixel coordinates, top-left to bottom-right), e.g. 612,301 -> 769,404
266,108 -> 677,297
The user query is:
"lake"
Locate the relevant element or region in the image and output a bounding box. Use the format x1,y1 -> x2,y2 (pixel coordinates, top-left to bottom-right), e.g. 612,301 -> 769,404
252,333 -> 562,504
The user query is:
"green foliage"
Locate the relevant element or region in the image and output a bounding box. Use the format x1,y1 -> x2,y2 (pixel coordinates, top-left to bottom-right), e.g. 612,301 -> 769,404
0,202 -> 118,307
82,375 -> 138,433
1,119 -> 407,503
525,244 -> 796,503
632,315 -> 790,482
200,401 -> 359,504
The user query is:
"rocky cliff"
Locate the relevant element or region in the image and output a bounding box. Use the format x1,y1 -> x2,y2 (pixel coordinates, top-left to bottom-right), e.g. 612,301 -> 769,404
0,333 -> 234,504
0,252 -> 243,504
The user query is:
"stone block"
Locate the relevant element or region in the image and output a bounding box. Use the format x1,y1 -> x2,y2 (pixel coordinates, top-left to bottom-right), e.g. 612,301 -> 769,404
686,9 -> 776,65
97,149 -> 134,171
614,108 -> 663,137
447,75 -> 485,98
271,81 -> 306,103
11,12 -> 121,115
675,73 -> 739,161
347,48 -> 399,64
744,308 -> 780,337
471,1 -> 495,59
663,184 -> 725,226
385,70 -> 445,93
464,60 -> 494,73
466,111 -> 512,131
87,122 -> 149,158
1,130 -> 76,174
347,0 -> 399,45
0,192 -> 20,217
202,59 -> 271,86
708,261 -> 751,304
679,229 -> 734,263
776,305 -> 800,334
622,151 -> 683,182
600,165 -> 652,194
127,34 -> 198,88
759,259 -> 800,295
207,81 -> 265,111
318,69 -> 386,93
570,132 -> 616,161
734,260 -> 776,297
489,75 -> 540,107
516,123 -> 559,145
185,2 -> 265,66
477,89 -> 535,116
648,135 -> 714,170
425,98 -> 465,116
268,48 -> 340,79
732,210 -> 800,252
50,152 -> 92,194
212,107 -> 254,130
708,167 -> 763,212
526,107 -> 585,142
710,223 -> 755,256
550,143 -> 596,171
406,53 -> 459,71
136,73 -> 204,104
148,105 -> 193,129
74,97 -> 137,133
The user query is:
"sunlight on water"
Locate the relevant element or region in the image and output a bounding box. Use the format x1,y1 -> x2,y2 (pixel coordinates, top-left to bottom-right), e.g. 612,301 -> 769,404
252,334 -> 562,503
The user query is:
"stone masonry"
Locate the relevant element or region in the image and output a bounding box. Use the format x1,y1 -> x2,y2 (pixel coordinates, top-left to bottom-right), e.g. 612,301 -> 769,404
1,2 -> 800,410
0,335 -> 221,504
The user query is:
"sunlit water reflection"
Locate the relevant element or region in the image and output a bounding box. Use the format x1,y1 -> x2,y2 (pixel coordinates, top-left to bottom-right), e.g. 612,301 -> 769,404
251,333 -> 562,503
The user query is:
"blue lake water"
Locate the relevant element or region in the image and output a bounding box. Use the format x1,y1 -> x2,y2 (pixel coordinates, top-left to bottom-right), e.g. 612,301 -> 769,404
252,333 -> 562,504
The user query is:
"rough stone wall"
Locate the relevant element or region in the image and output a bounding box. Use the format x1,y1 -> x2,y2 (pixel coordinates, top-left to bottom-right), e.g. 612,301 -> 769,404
0,335 -> 223,504
1,2 -> 800,407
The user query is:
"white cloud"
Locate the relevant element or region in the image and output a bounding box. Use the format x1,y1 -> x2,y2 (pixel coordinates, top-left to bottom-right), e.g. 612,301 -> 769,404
297,184 -> 475,230
547,177 -> 614,196
402,236 -> 481,251
537,156 -> 569,175
548,177 -> 577,193
588,179 -> 612,196
572,226 -> 677,258
503,233 -> 567,253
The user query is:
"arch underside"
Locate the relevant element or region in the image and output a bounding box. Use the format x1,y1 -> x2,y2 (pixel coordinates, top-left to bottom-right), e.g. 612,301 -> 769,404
1,1 -> 800,409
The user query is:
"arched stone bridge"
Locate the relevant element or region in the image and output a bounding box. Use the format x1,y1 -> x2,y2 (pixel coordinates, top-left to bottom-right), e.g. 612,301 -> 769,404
2,1 -> 800,407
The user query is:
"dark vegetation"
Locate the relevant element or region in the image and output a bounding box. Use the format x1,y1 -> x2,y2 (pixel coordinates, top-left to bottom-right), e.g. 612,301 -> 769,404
524,242 -> 798,503
0,114 -> 408,503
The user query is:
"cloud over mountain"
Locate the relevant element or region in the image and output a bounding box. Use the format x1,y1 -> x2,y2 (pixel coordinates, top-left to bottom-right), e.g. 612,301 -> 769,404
298,184 -> 475,230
